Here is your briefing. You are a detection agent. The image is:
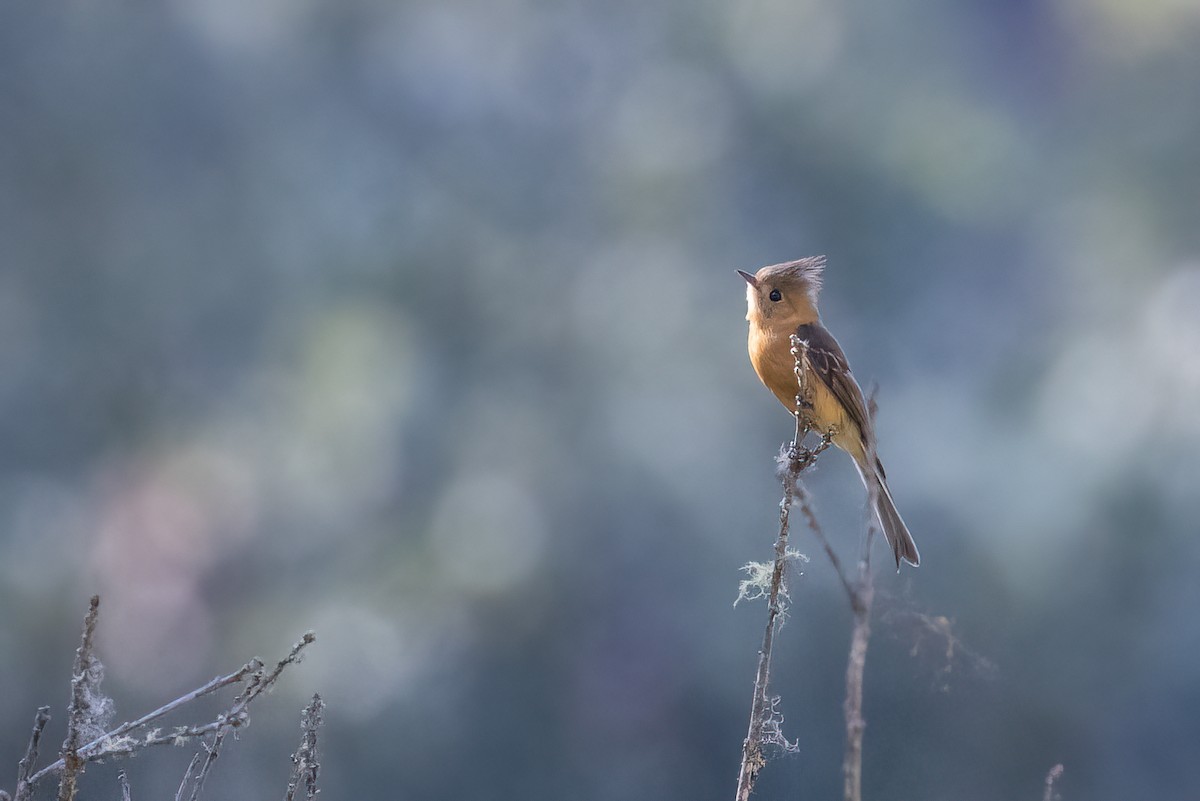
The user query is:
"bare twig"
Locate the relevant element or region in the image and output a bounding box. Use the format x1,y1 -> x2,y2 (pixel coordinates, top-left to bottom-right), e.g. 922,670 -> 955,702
734,336 -> 829,801
838,394 -> 882,801
99,714 -> 249,758
13,707 -> 51,801
841,520 -> 876,801
1043,764 -> 1064,801
790,385 -> 883,801
285,694 -> 324,801
12,598 -> 318,801
28,660 -> 264,784
58,595 -> 100,801
183,632 -> 317,801
734,443 -> 803,801
27,632 -> 313,801
88,660 -> 262,756
795,456 -> 853,601
174,754 -> 202,801
118,769 -> 131,801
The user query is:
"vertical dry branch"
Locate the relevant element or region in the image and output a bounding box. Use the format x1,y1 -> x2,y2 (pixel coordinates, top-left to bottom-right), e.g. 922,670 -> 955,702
799,482 -> 876,801
841,525 -> 875,801
58,595 -> 100,801
117,770 -> 132,801
793,385 -> 882,801
174,755 -> 202,801
12,707 -> 51,801
734,336 -> 830,801
840,394 -> 882,801
1042,764 -> 1064,801
285,694 -> 324,801
734,441 -> 802,801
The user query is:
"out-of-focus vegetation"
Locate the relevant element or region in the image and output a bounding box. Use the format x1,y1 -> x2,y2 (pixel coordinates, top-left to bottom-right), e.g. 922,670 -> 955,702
2,1 -> 1199,799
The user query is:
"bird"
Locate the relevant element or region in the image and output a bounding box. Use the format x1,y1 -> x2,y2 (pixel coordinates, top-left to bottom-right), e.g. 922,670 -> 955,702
739,256 -> 919,569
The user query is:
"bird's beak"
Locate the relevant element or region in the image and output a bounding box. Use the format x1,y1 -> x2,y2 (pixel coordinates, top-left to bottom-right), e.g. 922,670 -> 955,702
737,269 -> 757,287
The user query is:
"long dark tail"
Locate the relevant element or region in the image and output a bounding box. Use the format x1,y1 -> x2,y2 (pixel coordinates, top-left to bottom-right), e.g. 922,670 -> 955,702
852,455 -> 920,569
873,475 -> 919,569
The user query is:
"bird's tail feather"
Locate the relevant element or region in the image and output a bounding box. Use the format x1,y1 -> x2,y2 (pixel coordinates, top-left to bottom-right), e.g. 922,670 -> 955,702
874,476 -> 920,569
852,456 -> 920,569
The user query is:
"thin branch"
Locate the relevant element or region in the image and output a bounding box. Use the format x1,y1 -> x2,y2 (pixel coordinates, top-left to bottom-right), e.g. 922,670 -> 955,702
1043,764 -> 1064,801
734,443 -> 801,801
841,519 -> 875,801
735,335 -> 829,801
28,660 -> 264,784
13,707 -> 51,801
174,754 -> 202,801
58,595 -> 100,801
839,391 -> 882,801
795,452 -> 854,602
14,601 -> 317,801
29,633 -> 313,801
184,632 -> 317,801
117,770 -> 131,801
285,694 -> 324,801
98,714 -> 249,758
85,659 -> 262,756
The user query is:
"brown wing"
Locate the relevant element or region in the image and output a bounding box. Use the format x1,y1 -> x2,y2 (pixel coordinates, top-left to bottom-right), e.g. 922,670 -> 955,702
794,322 -> 876,459
796,323 -> 916,565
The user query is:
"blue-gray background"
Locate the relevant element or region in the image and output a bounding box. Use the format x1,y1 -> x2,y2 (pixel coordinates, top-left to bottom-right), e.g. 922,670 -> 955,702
3,1 -> 1200,799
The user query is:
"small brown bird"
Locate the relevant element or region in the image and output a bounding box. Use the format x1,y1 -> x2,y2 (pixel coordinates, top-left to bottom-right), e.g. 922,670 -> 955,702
740,256 -> 919,568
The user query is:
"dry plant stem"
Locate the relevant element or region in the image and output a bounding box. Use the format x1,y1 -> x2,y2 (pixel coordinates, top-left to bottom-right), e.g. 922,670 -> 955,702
840,418 -> 881,801
734,442 -> 803,801
28,660 -> 264,784
26,630 -> 313,801
95,716 -> 247,757
736,337 -> 828,801
85,659 -> 261,754
842,525 -> 875,801
175,755 -> 202,801
796,464 -> 851,600
13,707 -> 51,801
794,389 -> 881,801
58,595 -> 100,801
184,632 -> 317,801
1043,764 -> 1064,801
10,599 -> 316,801
285,694 -> 324,801
118,770 -> 131,801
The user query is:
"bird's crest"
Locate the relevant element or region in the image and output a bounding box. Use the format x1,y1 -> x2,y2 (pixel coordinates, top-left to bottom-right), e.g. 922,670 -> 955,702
762,256 -> 825,304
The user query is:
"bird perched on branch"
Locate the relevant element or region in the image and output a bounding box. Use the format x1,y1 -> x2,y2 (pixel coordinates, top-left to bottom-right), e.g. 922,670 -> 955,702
739,256 -> 919,569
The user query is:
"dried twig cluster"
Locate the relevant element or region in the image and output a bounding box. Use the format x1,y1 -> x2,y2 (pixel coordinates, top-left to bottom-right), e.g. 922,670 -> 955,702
1,596 -> 323,801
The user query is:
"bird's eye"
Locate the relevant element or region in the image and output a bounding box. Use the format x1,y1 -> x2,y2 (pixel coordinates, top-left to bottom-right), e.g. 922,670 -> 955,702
768,289 -> 782,302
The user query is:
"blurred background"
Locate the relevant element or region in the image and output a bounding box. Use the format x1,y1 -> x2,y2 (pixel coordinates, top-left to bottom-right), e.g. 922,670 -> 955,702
2,0 -> 1200,799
